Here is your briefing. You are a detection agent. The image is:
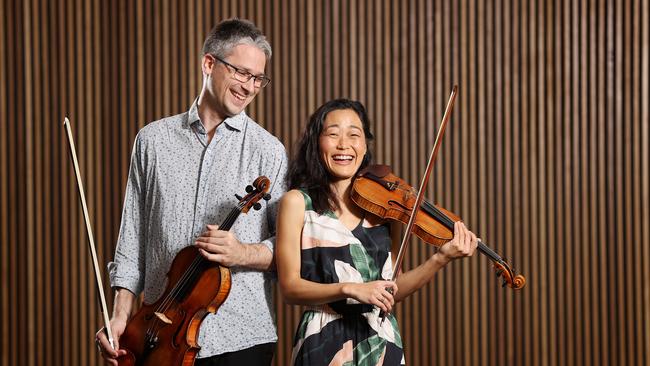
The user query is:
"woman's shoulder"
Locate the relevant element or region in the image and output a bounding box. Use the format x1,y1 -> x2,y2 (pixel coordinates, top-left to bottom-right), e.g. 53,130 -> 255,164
280,189 -> 307,208
278,190 -> 308,225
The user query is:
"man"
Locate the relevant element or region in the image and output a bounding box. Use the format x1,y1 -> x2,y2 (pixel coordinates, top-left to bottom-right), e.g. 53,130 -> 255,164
95,18 -> 287,366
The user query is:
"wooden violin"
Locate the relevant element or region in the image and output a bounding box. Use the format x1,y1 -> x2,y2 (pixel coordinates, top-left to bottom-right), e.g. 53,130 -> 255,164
351,164 -> 525,289
116,176 -> 272,366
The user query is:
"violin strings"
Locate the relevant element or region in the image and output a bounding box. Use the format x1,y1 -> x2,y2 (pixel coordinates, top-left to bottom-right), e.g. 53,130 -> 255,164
145,201 -> 245,341
371,177 -> 519,285
410,188 -> 508,266
394,183 -> 506,261
148,202 -> 242,328
160,199 -> 243,309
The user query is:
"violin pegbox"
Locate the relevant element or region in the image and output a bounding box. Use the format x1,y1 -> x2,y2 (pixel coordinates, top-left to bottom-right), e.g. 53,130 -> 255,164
235,176 -> 271,213
492,261 -> 526,289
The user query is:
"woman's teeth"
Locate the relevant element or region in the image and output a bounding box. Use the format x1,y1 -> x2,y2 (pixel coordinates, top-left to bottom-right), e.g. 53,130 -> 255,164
333,155 -> 353,161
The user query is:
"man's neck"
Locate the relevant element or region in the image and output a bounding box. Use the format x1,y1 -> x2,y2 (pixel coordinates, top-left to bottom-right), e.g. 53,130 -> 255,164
197,97 -> 226,142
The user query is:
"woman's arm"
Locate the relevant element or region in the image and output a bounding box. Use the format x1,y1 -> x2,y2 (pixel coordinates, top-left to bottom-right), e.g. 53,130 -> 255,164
393,221 -> 478,302
276,190 -> 397,313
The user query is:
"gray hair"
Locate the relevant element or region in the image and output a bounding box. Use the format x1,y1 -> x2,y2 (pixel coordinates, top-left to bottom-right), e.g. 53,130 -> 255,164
202,18 -> 272,61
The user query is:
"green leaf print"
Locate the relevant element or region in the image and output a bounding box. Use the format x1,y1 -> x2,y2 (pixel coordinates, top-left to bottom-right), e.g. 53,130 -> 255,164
299,190 -> 314,211
344,334 -> 386,366
349,242 -> 379,281
299,189 -> 336,219
295,311 -> 317,340
325,211 -> 338,219
388,315 -> 403,348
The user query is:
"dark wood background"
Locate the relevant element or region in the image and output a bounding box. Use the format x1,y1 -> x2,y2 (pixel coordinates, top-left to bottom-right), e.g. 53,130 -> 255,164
1,0 -> 648,365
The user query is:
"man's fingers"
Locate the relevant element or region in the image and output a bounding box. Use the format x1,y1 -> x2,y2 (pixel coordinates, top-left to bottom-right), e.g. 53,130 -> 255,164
196,241 -> 228,255
113,337 -> 121,353
198,248 -> 213,258
198,248 -> 225,264
197,233 -> 226,243
96,337 -> 117,360
207,234 -> 236,247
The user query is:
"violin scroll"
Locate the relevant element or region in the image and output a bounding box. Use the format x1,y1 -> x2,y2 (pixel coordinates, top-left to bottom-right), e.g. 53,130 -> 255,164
493,261 -> 526,289
235,176 -> 272,213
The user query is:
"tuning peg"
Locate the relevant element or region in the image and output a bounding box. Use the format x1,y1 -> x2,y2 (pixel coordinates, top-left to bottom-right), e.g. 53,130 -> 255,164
253,202 -> 262,210
502,280 -> 507,288
235,194 -> 243,201
496,269 -> 503,277
245,185 -> 254,193
263,193 -> 271,201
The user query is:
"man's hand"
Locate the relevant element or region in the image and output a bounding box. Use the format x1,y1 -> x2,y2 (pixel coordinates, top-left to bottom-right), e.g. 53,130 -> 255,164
195,224 -> 248,267
95,317 -> 128,365
95,288 -> 134,365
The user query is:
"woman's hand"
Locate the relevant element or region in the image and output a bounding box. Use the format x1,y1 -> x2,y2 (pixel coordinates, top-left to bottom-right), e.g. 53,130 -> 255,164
436,221 -> 479,264
342,280 -> 398,314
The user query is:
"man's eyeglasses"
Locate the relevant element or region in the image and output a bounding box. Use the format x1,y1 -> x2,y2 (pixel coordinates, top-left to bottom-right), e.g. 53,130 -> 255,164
212,55 -> 271,88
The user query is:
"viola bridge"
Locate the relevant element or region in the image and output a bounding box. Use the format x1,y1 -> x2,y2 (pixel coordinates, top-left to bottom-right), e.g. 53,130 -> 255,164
154,312 -> 173,324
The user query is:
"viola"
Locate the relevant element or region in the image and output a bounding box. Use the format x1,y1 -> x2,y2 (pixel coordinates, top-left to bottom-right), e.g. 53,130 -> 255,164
116,177 -> 272,366
351,164 -> 525,289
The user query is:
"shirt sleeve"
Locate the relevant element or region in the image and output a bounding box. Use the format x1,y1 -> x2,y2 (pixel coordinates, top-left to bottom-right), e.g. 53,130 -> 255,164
107,132 -> 147,295
260,142 -> 289,252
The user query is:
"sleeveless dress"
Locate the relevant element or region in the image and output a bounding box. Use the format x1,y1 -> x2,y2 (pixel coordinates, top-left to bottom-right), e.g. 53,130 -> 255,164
291,191 -> 405,366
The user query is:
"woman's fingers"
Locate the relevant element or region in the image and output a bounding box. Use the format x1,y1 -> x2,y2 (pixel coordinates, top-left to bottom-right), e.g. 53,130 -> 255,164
456,221 -> 467,246
352,281 -> 397,313
470,231 -> 478,254
377,281 -> 397,312
441,221 -> 480,259
344,280 -> 401,313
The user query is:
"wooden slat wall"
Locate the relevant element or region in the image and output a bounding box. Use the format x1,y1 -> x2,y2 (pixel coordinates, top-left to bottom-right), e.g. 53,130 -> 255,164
1,0 -> 648,365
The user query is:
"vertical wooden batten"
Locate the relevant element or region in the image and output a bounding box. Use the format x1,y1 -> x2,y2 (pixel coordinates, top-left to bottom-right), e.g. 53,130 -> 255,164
0,1 -> 648,365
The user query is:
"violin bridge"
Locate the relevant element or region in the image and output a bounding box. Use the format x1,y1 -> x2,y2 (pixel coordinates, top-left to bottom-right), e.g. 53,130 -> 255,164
154,312 -> 173,324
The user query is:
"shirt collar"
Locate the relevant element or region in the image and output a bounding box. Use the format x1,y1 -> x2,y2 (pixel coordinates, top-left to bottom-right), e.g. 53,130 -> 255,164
185,98 -> 245,134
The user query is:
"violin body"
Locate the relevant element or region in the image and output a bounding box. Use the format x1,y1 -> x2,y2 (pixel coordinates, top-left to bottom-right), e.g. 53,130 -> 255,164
352,164 -> 525,289
115,176 -> 271,365
351,165 -> 460,246
117,246 -> 231,366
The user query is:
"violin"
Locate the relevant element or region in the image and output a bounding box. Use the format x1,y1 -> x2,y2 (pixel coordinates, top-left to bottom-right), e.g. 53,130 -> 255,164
116,177 -> 272,366
351,164 -> 525,289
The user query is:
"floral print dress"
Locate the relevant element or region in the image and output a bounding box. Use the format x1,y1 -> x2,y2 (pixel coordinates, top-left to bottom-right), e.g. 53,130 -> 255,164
291,191 -> 405,366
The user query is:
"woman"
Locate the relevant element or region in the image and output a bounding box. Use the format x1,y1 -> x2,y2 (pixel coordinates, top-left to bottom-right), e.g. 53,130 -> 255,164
276,99 -> 478,365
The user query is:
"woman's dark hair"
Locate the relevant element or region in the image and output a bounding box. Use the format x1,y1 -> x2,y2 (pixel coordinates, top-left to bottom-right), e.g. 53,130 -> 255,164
287,98 -> 374,214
